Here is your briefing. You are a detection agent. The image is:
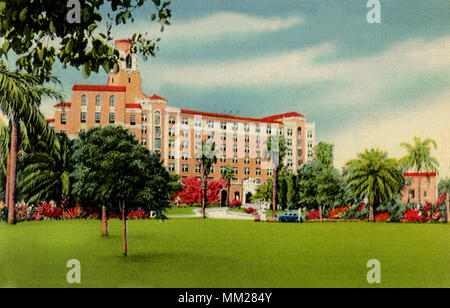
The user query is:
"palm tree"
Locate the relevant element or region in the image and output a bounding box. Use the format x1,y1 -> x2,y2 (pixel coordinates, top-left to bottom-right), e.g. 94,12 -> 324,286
197,140 -> 217,218
400,137 -> 439,205
221,164 -> 233,207
264,135 -> 286,218
438,178 -> 450,223
314,142 -> 334,168
18,132 -> 73,207
0,61 -> 60,224
344,149 -> 404,222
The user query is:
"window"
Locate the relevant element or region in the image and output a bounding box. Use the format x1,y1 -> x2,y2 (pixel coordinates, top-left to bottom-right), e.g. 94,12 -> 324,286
210,165 -> 215,173
195,165 -> 201,173
244,168 -> 250,175
220,166 -> 227,174
109,95 -> 115,107
256,147 -> 261,154
169,128 -> 175,137
155,127 -> 161,137
308,141 -> 313,148
182,130 -> 189,137
256,168 -> 261,176
256,157 -> 261,165
220,155 -> 226,163
287,148 -> 293,156
141,137 -> 147,146
155,138 -> 162,149
308,130 -> 313,138
182,164 -> 189,172
287,139 -> 292,147
130,131 -> 136,137
130,115 -> 136,126
182,141 -> 188,149
169,116 -> 176,124
298,149 -> 303,156
244,146 -> 249,153
287,129 -> 293,136
233,133 -> 238,142
168,163 -> 175,172
221,144 -> 226,152
81,95 -> 87,106
233,123 -> 238,131
169,140 -> 175,148
233,167 -> 238,175
194,119 -> 201,127
256,136 -> 261,143
95,95 -> 101,106
182,153 -> 188,160
207,120 -> 214,128
195,130 -> 202,139
424,191 -> 427,197
155,112 -> 161,126
233,156 -> 238,163
221,122 -> 227,130
169,152 -> 175,160
266,126 -> 271,134
182,118 -> 189,125
287,159 -> 293,168
95,112 -> 101,123
255,125 -> 261,133
142,113 -> 148,122
81,112 -> 86,123
208,131 -> 214,139
267,169 -> 273,176
61,114 -> 67,124
244,157 -> 250,164
109,112 -> 115,123
233,145 -> 238,152
142,126 -> 147,134
244,124 -> 250,132
409,189 -> 415,199
221,132 -> 227,141
308,150 -> 314,158
245,135 -> 250,142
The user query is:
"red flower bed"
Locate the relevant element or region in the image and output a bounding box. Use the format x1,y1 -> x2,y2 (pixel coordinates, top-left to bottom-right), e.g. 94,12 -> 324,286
244,207 -> 258,214
229,199 -> 242,208
306,209 -> 320,220
127,209 -> 149,219
400,204 -> 444,223
357,203 -> 367,212
375,211 -> 390,222
329,205 -> 352,218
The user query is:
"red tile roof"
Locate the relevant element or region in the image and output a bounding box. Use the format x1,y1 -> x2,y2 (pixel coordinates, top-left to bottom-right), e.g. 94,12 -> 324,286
54,102 -> 71,108
115,39 -> 133,44
180,110 -> 283,124
73,85 -> 127,92
404,172 -> 437,177
125,103 -> 142,109
149,94 -> 167,101
260,112 -> 305,121
46,119 -> 55,123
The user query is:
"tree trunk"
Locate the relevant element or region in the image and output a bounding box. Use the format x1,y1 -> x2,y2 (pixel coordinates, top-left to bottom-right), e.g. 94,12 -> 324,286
418,175 -> 422,206
227,180 -> 231,207
7,119 -> 20,225
446,193 -> 449,224
4,154 -> 10,206
272,170 -> 278,217
122,202 -> 127,256
369,200 -> 374,222
319,205 -> 323,221
102,206 -> 109,236
202,175 -> 207,218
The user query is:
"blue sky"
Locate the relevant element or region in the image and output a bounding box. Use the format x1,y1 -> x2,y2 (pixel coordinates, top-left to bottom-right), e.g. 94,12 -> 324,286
39,0 -> 450,176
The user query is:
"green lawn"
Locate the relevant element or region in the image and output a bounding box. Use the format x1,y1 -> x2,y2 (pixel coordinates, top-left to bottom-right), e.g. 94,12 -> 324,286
165,206 -> 197,216
0,218 -> 449,288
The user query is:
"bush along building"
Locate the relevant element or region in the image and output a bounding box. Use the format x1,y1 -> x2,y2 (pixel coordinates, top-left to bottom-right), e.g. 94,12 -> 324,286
47,40 -> 316,203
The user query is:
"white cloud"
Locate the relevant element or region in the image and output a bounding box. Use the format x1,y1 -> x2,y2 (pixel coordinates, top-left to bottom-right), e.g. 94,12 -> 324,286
150,36 -> 450,108
330,88 -> 450,179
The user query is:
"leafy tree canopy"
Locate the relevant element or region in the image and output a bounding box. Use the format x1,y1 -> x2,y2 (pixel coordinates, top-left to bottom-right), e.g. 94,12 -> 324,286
0,0 -> 171,78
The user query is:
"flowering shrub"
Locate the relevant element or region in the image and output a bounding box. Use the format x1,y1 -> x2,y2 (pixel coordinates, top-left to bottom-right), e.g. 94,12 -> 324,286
375,212 -> 390,222
244,207 -> 258,214
357,203 -> 367,212
329,205 -> 352,218
127,209 -> 149,219
174,177 -> 228,205
306,209 -> 320,220
229,199 -> 242,208
400,204 -> 444,223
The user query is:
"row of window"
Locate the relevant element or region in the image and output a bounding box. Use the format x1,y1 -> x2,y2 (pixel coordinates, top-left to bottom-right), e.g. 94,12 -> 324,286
175,164 -> 273,176
81,95 -> 116,107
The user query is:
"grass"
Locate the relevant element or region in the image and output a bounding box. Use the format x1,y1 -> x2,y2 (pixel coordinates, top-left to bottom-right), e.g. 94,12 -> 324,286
0,218 -> 449,288
165,206 -> 197,216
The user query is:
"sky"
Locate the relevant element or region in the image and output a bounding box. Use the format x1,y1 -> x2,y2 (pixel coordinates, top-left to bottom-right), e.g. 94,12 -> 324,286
34,0 -> 450,177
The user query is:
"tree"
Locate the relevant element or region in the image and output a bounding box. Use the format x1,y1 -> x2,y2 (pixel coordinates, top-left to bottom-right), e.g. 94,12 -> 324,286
251,179 -> 273,203
438,178 -> 450,223
71,126 -> 171,254
400,137 -> 439,205
314,142 -> 334,168
0,61 -> 60,224
18,132 -> 74,207
196,140 -> 217,218
0,0 -> 171,79
264,135 -> 286,217
221,164 -> 233,207
344,149 -> 404,222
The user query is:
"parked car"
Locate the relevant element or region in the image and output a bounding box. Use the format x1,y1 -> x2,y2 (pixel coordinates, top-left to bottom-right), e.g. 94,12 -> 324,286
278,210 -> 304,223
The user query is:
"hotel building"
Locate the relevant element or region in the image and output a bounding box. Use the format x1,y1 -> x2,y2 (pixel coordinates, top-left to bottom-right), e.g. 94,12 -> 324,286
47,40 -> 316,203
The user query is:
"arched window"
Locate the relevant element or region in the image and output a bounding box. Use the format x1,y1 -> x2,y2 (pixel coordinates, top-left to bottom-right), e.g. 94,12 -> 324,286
155,111 -> 161,126
81,95 -> 87,106
96,95 -> 101,106
126,55 -> 132,69
109,95 -> 116,107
